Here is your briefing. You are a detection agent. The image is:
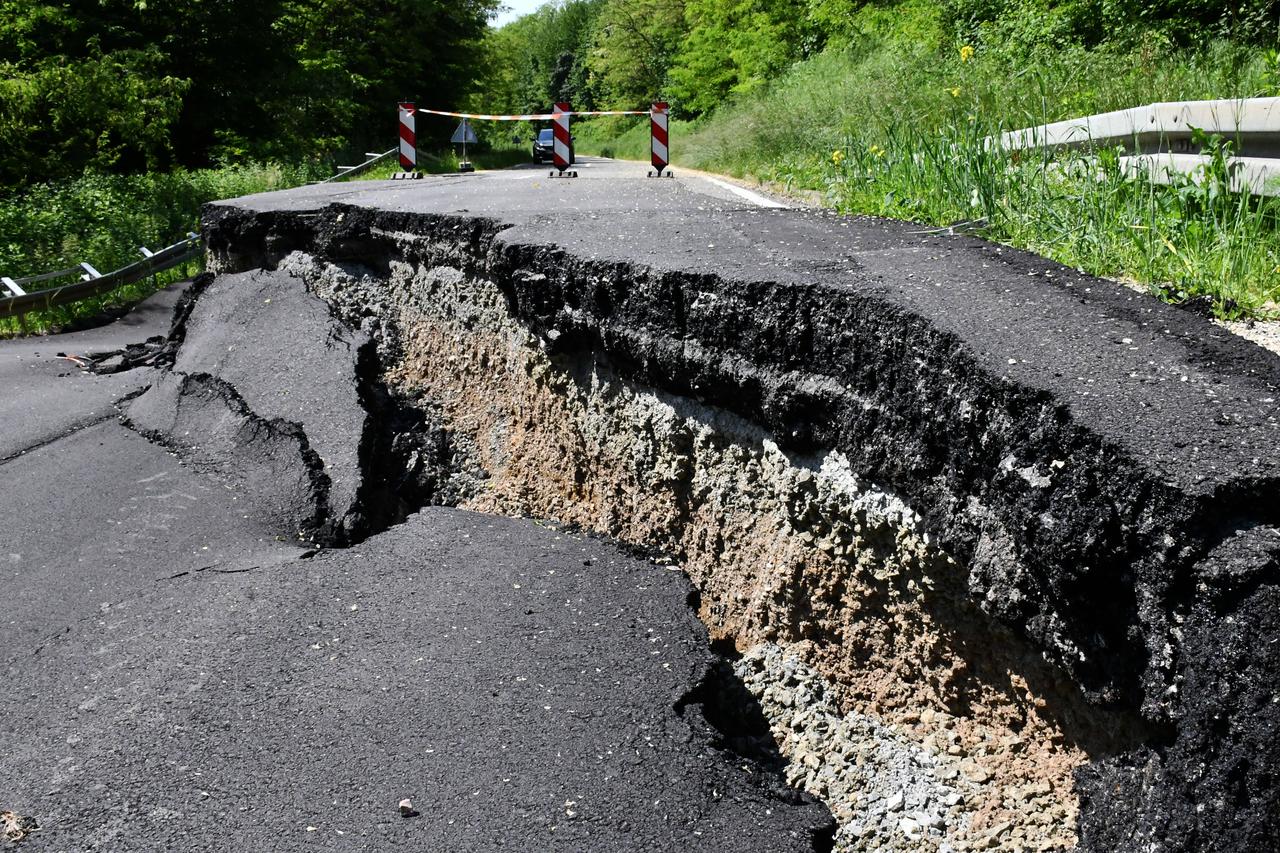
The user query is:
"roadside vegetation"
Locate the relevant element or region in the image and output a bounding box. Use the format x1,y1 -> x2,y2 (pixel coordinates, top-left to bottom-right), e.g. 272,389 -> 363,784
0,146 -> 528,335
0,163 -> 324,334
482,0 -> 1280,316
0,0 -> 499,334
3,1 -> 1278,335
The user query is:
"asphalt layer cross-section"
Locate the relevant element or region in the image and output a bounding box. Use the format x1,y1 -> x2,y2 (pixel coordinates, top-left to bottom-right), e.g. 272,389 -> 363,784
215,156 -> 1280,495
201,155 -> 1280,850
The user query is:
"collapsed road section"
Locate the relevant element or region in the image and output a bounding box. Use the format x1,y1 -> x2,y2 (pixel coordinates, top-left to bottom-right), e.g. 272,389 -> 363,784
119,169 -> 1280,851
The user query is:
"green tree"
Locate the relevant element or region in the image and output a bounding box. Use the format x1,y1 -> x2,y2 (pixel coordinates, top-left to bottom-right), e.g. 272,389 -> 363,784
0,0 -> 500,188
589,0 -> 687,106
278,0 -> 499,158
669,0 -> 812,115
479,1 -> 603,113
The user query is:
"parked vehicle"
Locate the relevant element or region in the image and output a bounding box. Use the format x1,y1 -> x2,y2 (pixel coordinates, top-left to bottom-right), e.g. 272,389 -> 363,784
532,128 -> 574,164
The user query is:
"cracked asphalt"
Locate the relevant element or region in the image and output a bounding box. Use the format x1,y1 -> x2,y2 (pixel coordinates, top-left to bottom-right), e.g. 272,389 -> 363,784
0,281 -> 833,851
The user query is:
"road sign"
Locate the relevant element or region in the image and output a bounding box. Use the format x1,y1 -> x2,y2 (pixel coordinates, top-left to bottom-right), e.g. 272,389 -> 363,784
451,119 -> 478,145
552,103 -> 572,174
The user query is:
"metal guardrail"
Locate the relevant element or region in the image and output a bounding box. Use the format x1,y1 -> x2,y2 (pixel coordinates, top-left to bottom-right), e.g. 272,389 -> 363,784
0,148 -> 394,322
997,97 -> 1280,196
319,147 -> 397,183
1,233 -> 201,319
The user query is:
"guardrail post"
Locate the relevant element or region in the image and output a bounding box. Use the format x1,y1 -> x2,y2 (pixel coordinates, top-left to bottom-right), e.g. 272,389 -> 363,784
2,233 -> 203,321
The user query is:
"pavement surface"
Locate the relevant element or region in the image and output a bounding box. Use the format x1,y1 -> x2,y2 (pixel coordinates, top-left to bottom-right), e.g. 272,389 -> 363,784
1,508 -> 831,852
124,270 -> 376,544
0,283 -> 189,463
0,258 -> 833,851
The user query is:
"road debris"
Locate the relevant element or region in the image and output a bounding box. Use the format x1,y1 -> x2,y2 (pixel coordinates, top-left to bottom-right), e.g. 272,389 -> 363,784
1,810 -> 39,843
398,798 -> 419,818
86,336 -> 168,374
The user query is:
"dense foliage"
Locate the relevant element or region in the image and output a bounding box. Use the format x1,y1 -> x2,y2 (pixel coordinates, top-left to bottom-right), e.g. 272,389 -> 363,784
0,0 -> 499,188
478,0 -> 1279,116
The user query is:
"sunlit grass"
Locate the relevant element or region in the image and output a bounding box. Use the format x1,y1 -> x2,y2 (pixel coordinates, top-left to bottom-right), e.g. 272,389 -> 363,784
576,38 -> 1280,315
1,161 -> 326,336
820,125 -> 1279,315
1,146 -> 534,336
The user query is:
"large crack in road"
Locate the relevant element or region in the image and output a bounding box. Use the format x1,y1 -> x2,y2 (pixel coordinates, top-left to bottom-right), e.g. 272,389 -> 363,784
0,245 -> 835,852
3,158 -> 1278,851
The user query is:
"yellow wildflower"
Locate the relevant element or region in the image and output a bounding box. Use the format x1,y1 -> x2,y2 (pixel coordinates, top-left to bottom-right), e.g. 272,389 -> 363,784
947,87 -> 962,98
960,45 -> 975,63
868,144 -> 885,158
831,149 -> 845,165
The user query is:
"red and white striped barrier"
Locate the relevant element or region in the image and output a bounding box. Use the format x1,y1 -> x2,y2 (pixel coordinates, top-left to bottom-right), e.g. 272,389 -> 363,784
416,108 -> 647,120
398,102 -> 416,171
408,103 -> 677,179
649,102 -> 671,177
552,102 -> 573,174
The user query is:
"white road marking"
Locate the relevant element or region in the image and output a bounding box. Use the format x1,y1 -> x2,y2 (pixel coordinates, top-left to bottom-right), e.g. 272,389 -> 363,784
491,170 -> 544,180
700,176 -> 787,209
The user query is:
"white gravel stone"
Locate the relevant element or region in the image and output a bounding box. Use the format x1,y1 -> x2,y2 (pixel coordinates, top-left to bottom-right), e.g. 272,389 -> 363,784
735,643 -> 979,852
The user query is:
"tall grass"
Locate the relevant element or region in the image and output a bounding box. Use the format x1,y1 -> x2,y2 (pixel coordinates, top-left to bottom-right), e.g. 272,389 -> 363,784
0,145 -> 532,336
576,38 -> 1280,315
825,125 -> 1279,314
0,162 -> 325,335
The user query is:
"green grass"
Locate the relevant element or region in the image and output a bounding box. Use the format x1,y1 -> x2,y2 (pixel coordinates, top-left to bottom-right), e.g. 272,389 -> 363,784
1,161 -> 326,336
1,145 -> 533,336
573,117 -> 657,162
575,38 -> 1280,316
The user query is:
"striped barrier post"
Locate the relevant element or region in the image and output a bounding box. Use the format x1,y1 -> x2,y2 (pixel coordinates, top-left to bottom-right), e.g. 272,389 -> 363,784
412,105 -> 659,178
551,102 -> 577,177
398,101 -> 416,171
649,102 -> 671,177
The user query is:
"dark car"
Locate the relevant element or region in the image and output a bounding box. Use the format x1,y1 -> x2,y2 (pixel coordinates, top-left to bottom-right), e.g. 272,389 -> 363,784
532,127 -> 575,164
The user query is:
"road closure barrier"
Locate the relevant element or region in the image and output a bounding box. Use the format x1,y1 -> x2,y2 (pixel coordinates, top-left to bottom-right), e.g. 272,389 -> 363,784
415,104 -> 671,178
416,108 -> 649,120
649,103 -> 671,178
551,102 -> 575,177
398,102 -> 417,171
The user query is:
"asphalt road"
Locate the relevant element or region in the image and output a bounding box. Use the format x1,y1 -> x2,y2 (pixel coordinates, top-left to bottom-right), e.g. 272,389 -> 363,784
0,273 -> 833,850
0,282 -> 188,463
6,153 -> 1279,851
